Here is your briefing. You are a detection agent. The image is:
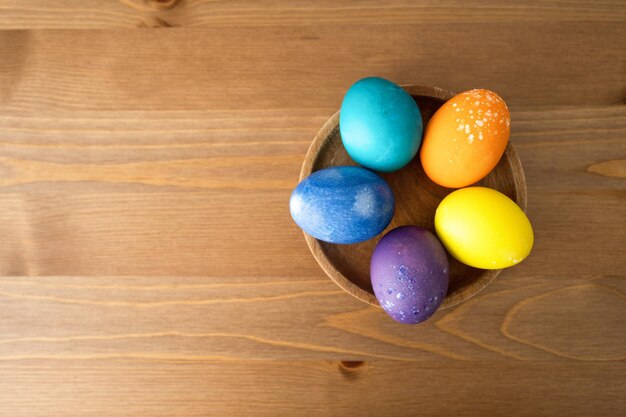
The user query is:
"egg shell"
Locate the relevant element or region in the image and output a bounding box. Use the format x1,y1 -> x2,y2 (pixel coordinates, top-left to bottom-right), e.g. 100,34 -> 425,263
340,77 -> 423,173
290,166 -> 395,244
371,226 -> 449,324
420,89 -> 510,188
435,187 -> 533,269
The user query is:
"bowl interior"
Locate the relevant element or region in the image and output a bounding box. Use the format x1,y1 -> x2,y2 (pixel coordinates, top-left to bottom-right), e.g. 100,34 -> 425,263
301,86 -> 526,309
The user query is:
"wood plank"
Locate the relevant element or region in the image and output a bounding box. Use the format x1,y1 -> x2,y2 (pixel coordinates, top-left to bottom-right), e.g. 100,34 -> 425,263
0,0 -> 625,29
0,190 -> 624,277
0,25 -> 624,111
0,361 -> 624,416
0,190 -> 623,277
0,273 -> 624,362
0,107 -> 624,277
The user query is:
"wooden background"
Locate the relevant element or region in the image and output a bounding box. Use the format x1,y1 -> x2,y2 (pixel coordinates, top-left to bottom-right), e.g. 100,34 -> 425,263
0,1 -> 625,416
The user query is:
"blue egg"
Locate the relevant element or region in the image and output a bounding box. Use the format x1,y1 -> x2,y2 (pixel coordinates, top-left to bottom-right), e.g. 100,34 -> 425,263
340,77 -> 423,172
290,166 -> 395,244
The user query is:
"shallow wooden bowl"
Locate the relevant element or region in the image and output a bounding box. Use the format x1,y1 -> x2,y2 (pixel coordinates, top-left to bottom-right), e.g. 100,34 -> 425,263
299,85 -> 527,309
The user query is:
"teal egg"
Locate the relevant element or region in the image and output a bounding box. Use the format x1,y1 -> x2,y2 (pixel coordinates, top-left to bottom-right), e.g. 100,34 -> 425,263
340,77 -> 423,172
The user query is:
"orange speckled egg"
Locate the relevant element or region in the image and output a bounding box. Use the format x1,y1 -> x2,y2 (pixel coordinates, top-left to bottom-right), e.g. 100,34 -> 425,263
420,89 -> 510,188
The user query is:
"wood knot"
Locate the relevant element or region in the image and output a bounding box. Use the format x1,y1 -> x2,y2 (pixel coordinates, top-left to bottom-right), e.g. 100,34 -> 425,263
338,360 -> 366,378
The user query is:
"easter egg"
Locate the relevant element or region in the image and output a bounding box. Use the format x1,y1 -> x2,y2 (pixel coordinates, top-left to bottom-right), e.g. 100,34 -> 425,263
420,89 -> 510,188
435,187 -> 533,269
371,226 -> 449,324
290,166 -> 394,244
340,77 -> 423,172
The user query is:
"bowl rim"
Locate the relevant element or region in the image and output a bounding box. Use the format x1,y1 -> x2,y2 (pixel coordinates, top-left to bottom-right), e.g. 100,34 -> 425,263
299,85 -> 528,309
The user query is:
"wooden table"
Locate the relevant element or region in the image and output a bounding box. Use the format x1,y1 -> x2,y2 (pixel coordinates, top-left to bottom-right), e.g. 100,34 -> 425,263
0,1 -> 624,416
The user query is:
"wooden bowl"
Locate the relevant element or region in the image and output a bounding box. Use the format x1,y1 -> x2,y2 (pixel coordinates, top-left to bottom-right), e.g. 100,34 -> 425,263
299,85 -> 527,309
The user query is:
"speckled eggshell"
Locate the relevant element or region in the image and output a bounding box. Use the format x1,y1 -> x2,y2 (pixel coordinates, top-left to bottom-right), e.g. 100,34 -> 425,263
340,77 -> 423,173
371,226 -> 449,324
420,89 -> 510,188
290,166 -> 395,244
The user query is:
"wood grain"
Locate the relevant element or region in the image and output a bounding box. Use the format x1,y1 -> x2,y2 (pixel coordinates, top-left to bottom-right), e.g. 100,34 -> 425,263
0,24 -> 624,111
0,1 -> 625,415
1,107 -> 623,278
1,0 -> 625,29
0,273 -> 624,361
0,361 -> 624,417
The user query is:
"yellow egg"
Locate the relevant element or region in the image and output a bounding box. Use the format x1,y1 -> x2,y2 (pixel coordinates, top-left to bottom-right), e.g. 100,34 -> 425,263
435,187 -> 533,269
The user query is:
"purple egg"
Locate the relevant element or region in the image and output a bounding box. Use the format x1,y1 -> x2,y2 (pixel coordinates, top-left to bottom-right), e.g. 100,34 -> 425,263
371,226 -> 449,324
